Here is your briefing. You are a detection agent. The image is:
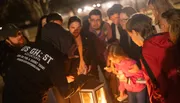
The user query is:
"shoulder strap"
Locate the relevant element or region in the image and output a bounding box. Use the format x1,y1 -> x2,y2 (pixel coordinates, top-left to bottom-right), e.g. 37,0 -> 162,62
141,54 -> 159,87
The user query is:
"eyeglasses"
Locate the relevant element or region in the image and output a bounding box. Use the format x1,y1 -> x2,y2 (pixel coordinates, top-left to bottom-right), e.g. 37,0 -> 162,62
120,18 -> 129,22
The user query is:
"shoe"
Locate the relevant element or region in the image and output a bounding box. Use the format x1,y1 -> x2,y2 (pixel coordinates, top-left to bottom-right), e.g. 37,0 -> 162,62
117,94 -> 128,102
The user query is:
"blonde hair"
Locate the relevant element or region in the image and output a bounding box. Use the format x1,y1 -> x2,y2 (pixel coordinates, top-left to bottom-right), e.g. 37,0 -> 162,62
148,0 -> 174,15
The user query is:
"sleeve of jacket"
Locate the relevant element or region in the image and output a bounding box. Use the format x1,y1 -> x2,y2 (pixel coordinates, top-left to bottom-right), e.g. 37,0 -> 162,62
104,22 -> 113,41
142,49 -> 169,97
48,54 -> 69,98
0,41 -> 5,74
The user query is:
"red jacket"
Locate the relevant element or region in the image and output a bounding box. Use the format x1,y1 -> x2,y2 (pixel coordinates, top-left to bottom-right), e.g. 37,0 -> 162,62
142,32 -> 180,103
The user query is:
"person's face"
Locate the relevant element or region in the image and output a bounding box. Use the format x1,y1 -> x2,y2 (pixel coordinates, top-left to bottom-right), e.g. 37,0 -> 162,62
169,26 -> 178,44
159,18 -> 169,32
111,56 -> 122,64
89,15 -> 102,30
41,18 -> 47,27
8,31 -> 25,47
127,30 -> 144,47
110,13 -> 119,25
119,13 -> 129,30
69,21 -> 81,37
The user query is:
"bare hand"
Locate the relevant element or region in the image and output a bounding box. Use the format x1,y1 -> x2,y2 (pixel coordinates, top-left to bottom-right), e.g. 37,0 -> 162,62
104,67 -> 112,72
117,73 -> 127,82
66,75 -> 75,83
77,60 -> 89,75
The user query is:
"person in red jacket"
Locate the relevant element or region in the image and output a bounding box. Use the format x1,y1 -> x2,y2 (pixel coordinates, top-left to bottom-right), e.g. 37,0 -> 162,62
161,9 -> 180,103
126,14 -> 174,103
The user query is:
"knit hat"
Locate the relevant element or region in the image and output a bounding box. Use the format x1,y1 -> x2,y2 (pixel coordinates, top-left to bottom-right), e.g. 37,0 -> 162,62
0,24 -> 20,38
41,22 -> 73,54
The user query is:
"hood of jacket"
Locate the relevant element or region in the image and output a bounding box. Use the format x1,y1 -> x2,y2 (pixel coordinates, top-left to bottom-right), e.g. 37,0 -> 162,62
41,22 -> 73,54
143,32 -> 172,48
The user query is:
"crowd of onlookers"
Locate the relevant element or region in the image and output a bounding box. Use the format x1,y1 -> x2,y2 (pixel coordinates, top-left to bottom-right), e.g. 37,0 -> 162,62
0,0 -> 179,103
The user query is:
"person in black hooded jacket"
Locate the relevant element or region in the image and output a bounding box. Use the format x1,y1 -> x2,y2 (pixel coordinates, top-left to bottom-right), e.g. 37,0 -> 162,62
2,23 -> 75,103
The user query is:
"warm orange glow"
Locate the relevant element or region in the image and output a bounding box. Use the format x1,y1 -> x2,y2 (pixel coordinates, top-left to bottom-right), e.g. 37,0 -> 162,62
96,88 -> 107,103
81,92 -> 94,103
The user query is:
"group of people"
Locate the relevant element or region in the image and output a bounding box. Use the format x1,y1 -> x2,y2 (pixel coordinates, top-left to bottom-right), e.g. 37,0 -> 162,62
0,0 -> 180,103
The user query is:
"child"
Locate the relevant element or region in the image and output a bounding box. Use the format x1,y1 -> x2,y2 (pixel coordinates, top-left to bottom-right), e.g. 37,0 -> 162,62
105,45 -> 148,103
105,44 -> 128,102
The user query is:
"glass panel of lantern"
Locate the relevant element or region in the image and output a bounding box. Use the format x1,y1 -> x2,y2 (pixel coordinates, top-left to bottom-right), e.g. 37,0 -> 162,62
79,79 -> 107,103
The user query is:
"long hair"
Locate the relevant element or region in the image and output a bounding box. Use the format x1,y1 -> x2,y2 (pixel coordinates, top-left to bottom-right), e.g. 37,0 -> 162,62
106,44 -> 127,66
126,14 -> 154,39
162,9 -> 180,44
148,0 -> 173,15
148,0 -> 174,24
112,45 -> 128,58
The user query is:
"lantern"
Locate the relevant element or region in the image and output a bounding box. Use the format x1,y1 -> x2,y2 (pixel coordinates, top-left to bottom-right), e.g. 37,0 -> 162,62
79,79 -> 107,103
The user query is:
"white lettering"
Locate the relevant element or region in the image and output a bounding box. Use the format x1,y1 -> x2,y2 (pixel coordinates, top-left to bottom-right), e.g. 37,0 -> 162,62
42,54 -> 54,64
47,56 -> 53,64
42,54 -> 48,61
38,63 -> 45,70
21,46 -> 31,52
30,59 -> 38,65
17,58 -> 40,71
30,48 -> 41,56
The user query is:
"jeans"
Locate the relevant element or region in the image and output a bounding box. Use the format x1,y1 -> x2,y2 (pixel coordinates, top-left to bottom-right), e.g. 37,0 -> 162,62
127,87 -> 149,103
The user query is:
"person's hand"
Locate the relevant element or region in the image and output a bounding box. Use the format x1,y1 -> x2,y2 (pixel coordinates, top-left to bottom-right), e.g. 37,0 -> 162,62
104,67 -> 112,72
117,73 -> 127,82
66,75 -> 75,83
77,60 -> 89,75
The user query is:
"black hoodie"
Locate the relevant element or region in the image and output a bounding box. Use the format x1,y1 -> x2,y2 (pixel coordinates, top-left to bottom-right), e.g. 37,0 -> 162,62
41,22 -> 74,54
3,23 -> 73,103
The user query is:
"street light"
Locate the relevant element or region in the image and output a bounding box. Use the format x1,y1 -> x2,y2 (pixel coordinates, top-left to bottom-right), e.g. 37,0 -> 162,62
97,3 -> 101,7
77,8 -> 83,13
84,6 -> 93,12
93,4 -> 97,8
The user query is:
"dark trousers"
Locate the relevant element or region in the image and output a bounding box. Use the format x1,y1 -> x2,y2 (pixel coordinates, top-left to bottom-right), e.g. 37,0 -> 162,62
127,87 -> 149,103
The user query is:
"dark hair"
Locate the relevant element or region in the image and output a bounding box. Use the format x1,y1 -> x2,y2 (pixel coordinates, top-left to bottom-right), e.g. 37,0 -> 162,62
36,15 -> 47,42
46,13 -> 63,23
89,9 -> 102,18
107,4 -> 122,18
121,7 -> 137,17
68,16 -> 81,28
112,45 -> 127,58
111,4 -> 123,10
162,9 -> 180,43
126,14 -> 154,39
107,7 -> 119,18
